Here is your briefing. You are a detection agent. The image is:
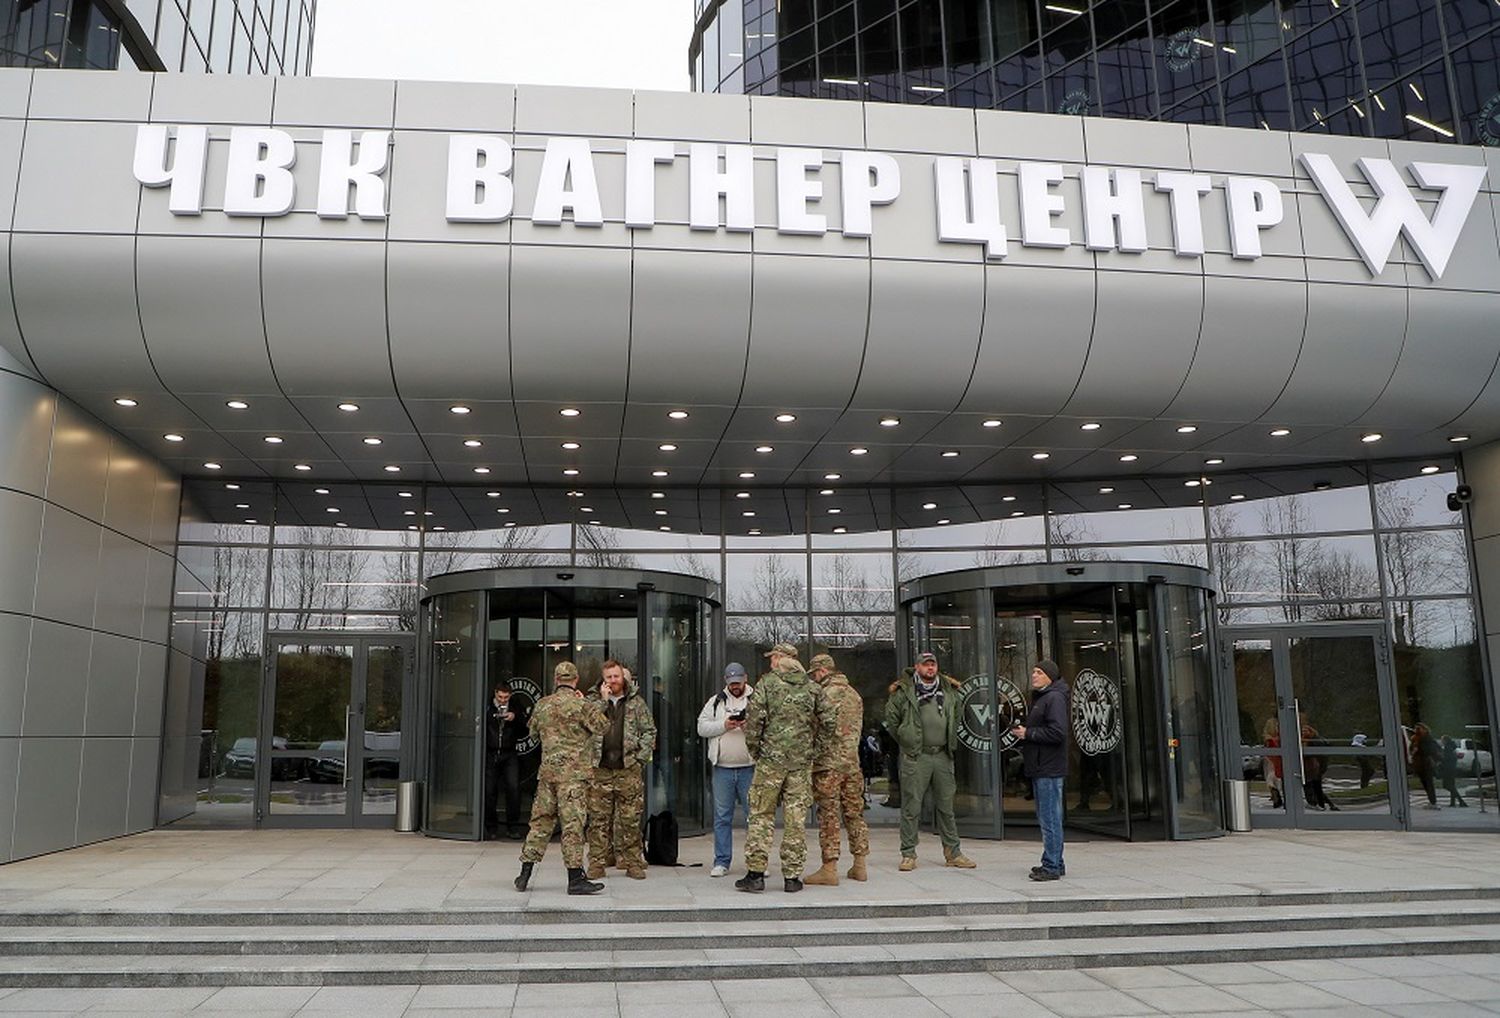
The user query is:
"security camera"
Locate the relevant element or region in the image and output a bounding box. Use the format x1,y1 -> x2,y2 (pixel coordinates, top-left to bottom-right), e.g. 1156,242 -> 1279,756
556,571 -> 575,581
1446,485 -> 1473,512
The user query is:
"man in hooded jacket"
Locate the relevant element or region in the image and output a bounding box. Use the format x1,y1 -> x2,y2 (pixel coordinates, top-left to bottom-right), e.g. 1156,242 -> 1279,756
1012,659 -> 1070,881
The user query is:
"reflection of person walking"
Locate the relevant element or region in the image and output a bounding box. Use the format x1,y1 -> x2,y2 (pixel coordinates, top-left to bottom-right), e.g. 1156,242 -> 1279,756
515,661 -> 608,895
586,659 -> 656,880
738,644 -> 835,894
804,654 -> 871,886
1411,723 -> 1441,809
884,652 -> 976,872
1013,660 -> 1069,881
1441,735 -> 1470,807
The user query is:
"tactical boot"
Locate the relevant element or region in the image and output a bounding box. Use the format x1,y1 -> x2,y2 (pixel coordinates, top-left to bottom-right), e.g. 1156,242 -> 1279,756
567,867 -> 604,895
944,848 -> 977,869
626,866 -> 646,880
735,871 -> 765,893
514,862 -> 534,892
898,856 -> 917,872
586,861 -> 607,880
847,855 -> 868,882
803,860 -> 839,886
784,877 -> 804,893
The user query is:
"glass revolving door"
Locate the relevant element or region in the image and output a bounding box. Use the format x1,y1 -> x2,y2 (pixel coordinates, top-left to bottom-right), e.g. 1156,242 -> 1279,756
419,567 -> 720,841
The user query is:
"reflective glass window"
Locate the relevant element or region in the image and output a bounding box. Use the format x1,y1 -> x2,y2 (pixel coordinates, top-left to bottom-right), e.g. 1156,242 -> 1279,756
899,0 -> 946,86
1367,60 -> 1457,140
1286,9 -> 1363,129
1222,51 -> 1292,129
1215,0 -> 1282,72
812,552 -> 895,615
1164,83 -> 1223,123
1051,543 -> 1209,566
1448,31 -> 1500,147
1356,0 -> 1443,89
1154,0 -> 1218,110
1207,484 -> 1372,538
1049,503 -> 1206,544
862,14 -> 903,99
720,0 -> 745,86
1374,465 -> 1462,528
155,0 -> 187,68
897,546 -> 1045,580
1091,0 -> 1149,46
943,0 -> 985,78
1441,0 -> 1497,45
1381,529 -> 1471,598
1040,4 -> 1093,67
1097,30 -> 1156,118
726,553 -> 808,612
1216,533 -> 1381,608
994,42 -> 1044,96
1048,54 -> 1097,113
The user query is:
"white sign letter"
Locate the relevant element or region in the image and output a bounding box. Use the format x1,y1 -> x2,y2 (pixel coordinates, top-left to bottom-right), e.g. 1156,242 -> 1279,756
689,143 -> 754,231
934,157 -> 1007,260
776,147 -> 827,236
446,135 -> 514,223
840,151 -> 900,238
1300,152 -> 1486,279
1154,171 -> 1212,257
316,129 -> 390,220
1017,162 -> 1071,248
533,138 -> 604,227
625,140 -> 675,229
133,124 -> 209,216
1081,166 -> 1148,252
223,127 -> 297,217
1225,176 -> 1284,259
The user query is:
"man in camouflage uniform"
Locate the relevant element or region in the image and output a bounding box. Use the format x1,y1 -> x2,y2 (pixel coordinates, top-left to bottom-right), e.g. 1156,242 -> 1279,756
585,659 -> 656,880
736,643 -> 835,894
803,653 -> 871,886
515,661 -> 608,895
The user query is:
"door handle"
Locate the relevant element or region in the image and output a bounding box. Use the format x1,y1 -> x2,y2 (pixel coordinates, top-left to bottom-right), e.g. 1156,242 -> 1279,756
343,709 -> 353,788
1289,698 -> 1306,781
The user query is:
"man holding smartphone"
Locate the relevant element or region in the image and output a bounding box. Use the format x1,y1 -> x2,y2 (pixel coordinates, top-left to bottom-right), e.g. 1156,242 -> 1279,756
697,662 -> 755,878
1012,659 -> 1070,881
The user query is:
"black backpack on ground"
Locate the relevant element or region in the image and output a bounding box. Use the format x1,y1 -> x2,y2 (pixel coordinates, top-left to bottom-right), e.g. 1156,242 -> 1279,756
645,810 -> 679,866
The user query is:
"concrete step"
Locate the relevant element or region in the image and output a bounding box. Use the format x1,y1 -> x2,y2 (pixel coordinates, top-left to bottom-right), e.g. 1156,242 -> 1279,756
0,924 -> 1497,987
1,900 -> 1497,957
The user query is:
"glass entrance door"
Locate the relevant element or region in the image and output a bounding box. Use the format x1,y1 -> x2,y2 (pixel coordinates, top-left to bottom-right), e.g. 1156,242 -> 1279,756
1224,624 -> 1403,829
260,634 -> 413,828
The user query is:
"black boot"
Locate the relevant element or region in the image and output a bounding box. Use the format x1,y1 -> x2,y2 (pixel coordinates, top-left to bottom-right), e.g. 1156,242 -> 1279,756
567,866 -> 603,896
735,870 -> 765,893
784,877 -> 803,893
514,861 -> 534,892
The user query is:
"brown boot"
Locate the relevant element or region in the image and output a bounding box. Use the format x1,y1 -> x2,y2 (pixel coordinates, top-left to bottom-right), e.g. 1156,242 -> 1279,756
626,866 -> 646,880
847,855 -> 868,881
803,860 -> 839,886
586,862 -> 607,879
899,856 -> 917,872
944,848 -> 977,869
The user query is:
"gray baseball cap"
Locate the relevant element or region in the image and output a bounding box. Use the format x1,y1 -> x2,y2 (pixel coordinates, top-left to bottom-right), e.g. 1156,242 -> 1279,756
724,662 -> 748,680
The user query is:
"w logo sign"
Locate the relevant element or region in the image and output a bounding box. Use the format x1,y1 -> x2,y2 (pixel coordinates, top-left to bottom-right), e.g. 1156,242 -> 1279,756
1300,153 -> 1487,279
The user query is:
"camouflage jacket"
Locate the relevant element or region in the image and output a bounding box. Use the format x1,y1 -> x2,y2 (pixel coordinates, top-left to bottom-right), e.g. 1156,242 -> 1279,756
529,687 -> 608,780
586,678 -> 657,769
812,672 -> 863,775
745,659 -> 835,770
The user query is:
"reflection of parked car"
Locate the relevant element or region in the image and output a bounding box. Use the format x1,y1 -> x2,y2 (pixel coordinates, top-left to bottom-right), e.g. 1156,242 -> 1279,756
222,737 -> 302,780
1454,738 -> 1494,776
309,740 -> 346,783
1242,756 -> 1264,781
308,733 -> 401,783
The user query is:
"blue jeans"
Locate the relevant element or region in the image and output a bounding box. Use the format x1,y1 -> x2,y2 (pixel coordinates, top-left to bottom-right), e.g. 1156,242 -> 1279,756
712,765 -> 754,867
1033,776 -> 1065,875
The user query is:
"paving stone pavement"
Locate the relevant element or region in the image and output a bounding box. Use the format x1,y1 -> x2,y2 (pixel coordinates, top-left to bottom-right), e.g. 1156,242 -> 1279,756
0,954 -> 1497,1015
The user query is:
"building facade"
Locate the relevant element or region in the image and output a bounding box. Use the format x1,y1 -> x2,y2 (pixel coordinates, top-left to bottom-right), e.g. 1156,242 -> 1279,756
1,66 -> 1499,860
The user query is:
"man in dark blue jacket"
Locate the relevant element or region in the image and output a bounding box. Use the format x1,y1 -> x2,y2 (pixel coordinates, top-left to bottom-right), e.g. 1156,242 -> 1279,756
1011,660 -> 1069,881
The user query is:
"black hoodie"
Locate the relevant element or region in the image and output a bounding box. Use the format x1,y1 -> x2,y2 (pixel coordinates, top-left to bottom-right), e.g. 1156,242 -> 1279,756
1018,678 -> 1070,779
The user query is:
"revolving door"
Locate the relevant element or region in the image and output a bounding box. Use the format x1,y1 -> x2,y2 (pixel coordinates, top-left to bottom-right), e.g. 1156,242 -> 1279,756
419,567 -> 721,841
900,562 -> 1224,842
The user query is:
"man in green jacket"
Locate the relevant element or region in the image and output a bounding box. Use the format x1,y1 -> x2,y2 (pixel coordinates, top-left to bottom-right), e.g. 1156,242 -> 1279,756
883,651 -> 977,872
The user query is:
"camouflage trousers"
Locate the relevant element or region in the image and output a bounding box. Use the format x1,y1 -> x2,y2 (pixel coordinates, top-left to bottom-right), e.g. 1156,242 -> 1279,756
744,762 -> 812,877
813,768 -> 870,862
587,765 -> 646,871
521,773 -> 588,868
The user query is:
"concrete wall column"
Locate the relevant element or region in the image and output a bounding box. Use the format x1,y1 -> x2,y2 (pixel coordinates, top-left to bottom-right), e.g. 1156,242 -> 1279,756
1462,439 -> 1500,751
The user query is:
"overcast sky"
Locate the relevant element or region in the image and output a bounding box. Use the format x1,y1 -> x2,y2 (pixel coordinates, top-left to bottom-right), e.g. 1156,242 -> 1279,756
312,0 -> 696,92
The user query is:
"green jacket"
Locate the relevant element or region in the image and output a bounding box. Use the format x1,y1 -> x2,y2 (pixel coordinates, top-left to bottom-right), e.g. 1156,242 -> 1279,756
884,673 -> 962,757
587,679 -> 657,769
745,659 -> 835,769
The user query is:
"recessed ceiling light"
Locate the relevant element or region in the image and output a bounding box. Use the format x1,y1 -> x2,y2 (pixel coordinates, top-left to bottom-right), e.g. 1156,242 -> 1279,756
828,507 -> 842,514
1205,457 -> 1224,465
1031,452 -> 1049,460
164,433 -> 184,442
336,521 -> 350,528
433,525 -> 446,532
651,492 -> 665,499
423,511 -> 434,517
659,525 -> 671,531
850,447 -> 869,456
668,409 -> 690,420
325,507 -> 339,514
562,468 -> 579,476
580,507 -> 594,513
742,510 -> 756,517
114,398 -> 137,407
1420,465 -> 1441,475
337,402 -> 359,413
384,465 -> 401,473
1361,432 -> 1382,443
1010,510 -> 1024,517
264,435 -> 283,444
1118,503 -> 1133,509
204,462 -> 221,470
1449,434 -> 1470,443
738,471 -> 755,479
1176,425 -> 1198,434
1313,480 -> 1332,491
922,502 -> 938,510
474,467 -> 491,474
942,450 -> 961,458
654,509 -> 667,516
245,518 -> 257,524
755,445 -> 774,454
1230,493 -> 1246,501
314,488 -> 330,495
825,473 -> 841,480
1120,454 -> 1138,462
567,490 -> 584,497
226,483 -> 240,490
1081,422 -> 1101,431
294,463 -> 311,471
1002,495 -> 1016,502
399,491 -> 414,498
484,490 -> 500,497
833,526 -> 848,533
235,503 -> 250,509
561,441 -> 580,450
560,407 -> 581,417
404,510 -> 416,517
497,507 -> 510,513
879,416 -> 900,427
1099,486 -> 1114,494
449,405 -> 470,415
1185,479 -> 1201,487
362,437 -> 382,446
736,491 -> 751,499
936,519 -> 951,525
1270,428 -> 1291,437
748,528 -> 761,535
659,443 -> 677,452
775,413 -> 796,423
982,419 -> 1002,428
464,439 -> 483,448
227,400 -> 249,410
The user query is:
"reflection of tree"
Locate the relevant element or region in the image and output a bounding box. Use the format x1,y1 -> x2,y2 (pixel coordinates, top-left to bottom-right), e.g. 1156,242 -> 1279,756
576,525 -> 640,569
1208,507 -> 1256,624
274,531 -> 364,631
206,529 -> 264,659
1377,487 -> 1469,645
972,522 -> 1042,567
1251,495 -> 1379,622
813,553 -> 891,646
727,554 -> 808,645
1047,515 -> 1107,562
672,549 -> 716,581
727,614 -> 804,645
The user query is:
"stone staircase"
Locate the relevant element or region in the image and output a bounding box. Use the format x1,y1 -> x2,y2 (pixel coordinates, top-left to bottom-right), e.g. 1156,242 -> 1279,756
1,886 -> 1499,987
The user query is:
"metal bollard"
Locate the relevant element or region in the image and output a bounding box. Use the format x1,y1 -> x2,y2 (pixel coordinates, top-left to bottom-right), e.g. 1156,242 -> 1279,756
1224,778 -> 1251,832
396,781 -> 421,832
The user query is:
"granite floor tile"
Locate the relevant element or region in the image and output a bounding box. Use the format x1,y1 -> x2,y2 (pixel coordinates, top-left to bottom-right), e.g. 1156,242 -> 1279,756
1217,981 -> 1360,1010
1122,984 -> 1260,1012
510,982 -> 617,1008
997,971 -> 1112,993
899,972 -> 1015,996
1024,988 -> 1161,1017
711,979 -> 818,1002
932,996 -> 1065,1018
1308,977 -> 1455,1006
407,986 -> 519,1010
299,985 -> 420,1016
808,975 -> 918,998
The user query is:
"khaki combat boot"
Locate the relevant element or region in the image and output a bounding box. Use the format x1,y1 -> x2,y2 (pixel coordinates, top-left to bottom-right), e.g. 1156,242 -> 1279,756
803,860 -> 839,886
944,848 -> 977,869
586,861 -> 607,880
899,856 -> 917,872
847,855 -> 868,881
626,866 -> 646,880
